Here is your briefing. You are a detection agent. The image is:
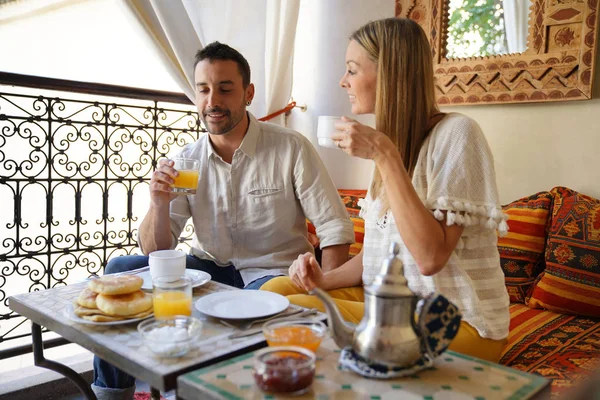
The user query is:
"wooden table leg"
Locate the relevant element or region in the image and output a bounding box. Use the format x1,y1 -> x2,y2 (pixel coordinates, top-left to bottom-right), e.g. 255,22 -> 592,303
31,323 -> 97,400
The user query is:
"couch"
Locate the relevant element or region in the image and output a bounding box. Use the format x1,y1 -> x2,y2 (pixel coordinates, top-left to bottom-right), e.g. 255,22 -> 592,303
308,187 -> 600,398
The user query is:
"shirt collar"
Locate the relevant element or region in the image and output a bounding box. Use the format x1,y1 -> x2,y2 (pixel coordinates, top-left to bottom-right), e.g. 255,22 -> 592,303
205,112 -> 260,160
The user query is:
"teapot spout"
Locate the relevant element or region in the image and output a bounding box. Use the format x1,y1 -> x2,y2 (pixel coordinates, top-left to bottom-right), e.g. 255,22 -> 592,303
310,287 -> 355,349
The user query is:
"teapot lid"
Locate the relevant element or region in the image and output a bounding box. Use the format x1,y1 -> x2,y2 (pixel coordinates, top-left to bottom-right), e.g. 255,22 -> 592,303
365,242 -> 414,297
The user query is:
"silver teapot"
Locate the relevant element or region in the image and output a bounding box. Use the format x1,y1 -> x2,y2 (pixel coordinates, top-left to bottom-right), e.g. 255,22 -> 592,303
312,242 -> 456,368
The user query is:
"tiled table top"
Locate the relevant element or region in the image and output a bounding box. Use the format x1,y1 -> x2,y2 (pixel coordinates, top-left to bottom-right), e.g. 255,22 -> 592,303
178,337 -> 550,400
8,280 -> 291,391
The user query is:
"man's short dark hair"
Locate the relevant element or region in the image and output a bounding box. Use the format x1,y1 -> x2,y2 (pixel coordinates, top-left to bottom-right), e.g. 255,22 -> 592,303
193,42 -> 251,87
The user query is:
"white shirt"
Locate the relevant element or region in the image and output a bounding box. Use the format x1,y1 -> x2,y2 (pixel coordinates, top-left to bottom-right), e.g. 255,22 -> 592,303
166,113 -> 355,285
360,113 -> 510,340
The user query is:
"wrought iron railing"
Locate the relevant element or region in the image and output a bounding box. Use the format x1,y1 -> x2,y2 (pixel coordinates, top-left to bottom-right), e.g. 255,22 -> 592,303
0,72 -> 205,358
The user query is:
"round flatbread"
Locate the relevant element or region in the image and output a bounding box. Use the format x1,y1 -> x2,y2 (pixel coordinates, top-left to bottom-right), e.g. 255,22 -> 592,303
88,275 -> 143,295
80,308 -> 153,322
96,290 -> 153,317
77,288 -> 98,309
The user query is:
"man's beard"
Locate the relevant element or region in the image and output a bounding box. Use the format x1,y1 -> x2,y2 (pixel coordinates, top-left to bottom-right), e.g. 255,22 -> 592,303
201,106 -> 243,135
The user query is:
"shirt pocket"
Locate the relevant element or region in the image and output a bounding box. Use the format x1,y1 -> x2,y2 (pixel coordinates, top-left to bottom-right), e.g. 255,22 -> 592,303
247,187 -> 283,202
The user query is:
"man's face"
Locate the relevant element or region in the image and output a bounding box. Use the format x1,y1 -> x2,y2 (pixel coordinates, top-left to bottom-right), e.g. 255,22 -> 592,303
194,59 -> 254,135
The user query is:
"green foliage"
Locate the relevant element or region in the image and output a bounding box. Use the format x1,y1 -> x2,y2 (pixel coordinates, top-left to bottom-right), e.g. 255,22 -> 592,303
446,0 -> 507,58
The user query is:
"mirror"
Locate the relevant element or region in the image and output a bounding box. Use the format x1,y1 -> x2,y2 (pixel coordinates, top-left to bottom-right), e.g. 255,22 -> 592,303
446,0 -> 531,58
395,0 -> 598,105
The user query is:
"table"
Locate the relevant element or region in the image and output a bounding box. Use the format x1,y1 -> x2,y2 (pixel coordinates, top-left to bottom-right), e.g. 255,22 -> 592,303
177,337 -> 551,400
8,279 -> 283,400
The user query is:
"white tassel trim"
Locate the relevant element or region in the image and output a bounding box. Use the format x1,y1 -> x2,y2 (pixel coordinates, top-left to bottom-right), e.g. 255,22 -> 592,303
452,200 -> 465,211
428,197 -> 509,233
498,220 -> 509,237
437,197 -> 449,207
446,210 -> 456,226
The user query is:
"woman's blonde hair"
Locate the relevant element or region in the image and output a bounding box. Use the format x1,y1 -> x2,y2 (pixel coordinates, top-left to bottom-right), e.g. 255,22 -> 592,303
350,18 -> 439,209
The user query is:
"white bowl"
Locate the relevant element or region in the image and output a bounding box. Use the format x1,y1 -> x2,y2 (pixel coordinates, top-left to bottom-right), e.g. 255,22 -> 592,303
137,316 -> 202,358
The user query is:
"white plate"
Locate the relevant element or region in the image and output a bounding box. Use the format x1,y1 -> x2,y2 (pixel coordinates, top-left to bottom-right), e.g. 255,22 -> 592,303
194,291 -> 289,320
64,304 -> 153,326
139,269 -> 211,290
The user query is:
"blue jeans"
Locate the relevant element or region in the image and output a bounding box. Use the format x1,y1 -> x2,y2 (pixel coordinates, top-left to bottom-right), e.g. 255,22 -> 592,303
93,254 -> 278,392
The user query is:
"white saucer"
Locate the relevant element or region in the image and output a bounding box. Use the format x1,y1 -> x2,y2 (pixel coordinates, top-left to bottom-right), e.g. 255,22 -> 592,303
139,269 -> 211,290
194,291 -> 289,320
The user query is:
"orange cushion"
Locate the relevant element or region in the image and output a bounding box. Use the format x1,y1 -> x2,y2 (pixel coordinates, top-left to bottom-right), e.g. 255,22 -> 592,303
338,189 -> 366,217
528,187 -> 600,317
498,192 -> 553,303
306,189 -> 367,257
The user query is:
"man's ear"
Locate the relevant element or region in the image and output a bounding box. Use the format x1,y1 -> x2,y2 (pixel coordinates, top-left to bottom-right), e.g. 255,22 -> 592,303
246,83 -> 255,103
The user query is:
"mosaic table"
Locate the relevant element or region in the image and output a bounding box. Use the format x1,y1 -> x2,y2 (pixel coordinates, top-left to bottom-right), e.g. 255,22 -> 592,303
8,278 -> 299,399
177,337 -> 551,400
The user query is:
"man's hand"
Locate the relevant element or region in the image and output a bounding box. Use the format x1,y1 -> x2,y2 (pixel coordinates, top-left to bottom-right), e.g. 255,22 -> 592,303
289,252 -> 325,292
150,159 -> 178,207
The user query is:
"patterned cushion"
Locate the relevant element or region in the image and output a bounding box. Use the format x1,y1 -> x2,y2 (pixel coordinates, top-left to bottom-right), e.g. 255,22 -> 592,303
338,189 -> 367,257
528,187 -> 600,317
500,303 -> 600,399
498,192 -> 553,303
307,189 -> 367,258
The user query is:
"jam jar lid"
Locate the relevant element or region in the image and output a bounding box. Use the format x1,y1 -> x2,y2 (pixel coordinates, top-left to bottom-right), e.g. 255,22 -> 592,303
254,345 -> 316,371
253,346 -> 316,395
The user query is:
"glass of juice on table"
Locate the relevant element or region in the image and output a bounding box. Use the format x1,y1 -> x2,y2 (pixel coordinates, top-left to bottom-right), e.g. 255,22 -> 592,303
152,276 -> 192,319
172,157 -> 200,194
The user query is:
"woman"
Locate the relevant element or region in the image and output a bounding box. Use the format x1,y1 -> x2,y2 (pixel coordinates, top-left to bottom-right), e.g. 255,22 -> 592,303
261,17 -> 510,362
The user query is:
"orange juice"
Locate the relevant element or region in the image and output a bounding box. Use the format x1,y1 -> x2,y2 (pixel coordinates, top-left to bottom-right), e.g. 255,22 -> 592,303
153,291 -> 192,319
173,169 -> 199,190
266,326 -> 323,353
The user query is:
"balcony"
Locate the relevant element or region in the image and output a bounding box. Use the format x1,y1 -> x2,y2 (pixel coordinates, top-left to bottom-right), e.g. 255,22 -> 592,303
0,71 -> 202,396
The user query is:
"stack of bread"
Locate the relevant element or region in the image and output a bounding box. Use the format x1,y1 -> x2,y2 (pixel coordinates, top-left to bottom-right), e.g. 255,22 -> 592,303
74,275 -> 153,322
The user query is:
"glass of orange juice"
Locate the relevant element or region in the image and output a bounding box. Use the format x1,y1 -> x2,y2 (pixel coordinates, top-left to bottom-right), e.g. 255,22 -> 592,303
172,157 -> 200,194
152,276 -> 192,319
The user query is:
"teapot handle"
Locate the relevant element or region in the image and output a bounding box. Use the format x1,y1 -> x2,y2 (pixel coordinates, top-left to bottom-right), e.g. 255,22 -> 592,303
416,293 -> 463,360
415,296 -> 437,361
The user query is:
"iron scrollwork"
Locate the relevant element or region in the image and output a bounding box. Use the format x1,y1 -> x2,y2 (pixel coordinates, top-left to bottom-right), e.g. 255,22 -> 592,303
0,88 -> 204,351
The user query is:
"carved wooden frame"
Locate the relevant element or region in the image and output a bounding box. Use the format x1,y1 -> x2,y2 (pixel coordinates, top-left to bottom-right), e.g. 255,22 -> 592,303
395,0 -> 599,105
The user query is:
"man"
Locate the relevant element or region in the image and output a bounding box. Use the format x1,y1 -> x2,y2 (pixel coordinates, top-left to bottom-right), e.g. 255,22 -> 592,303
92,42 -> 354,399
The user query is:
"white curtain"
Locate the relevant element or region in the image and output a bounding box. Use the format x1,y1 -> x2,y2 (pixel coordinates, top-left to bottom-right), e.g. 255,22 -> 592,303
120,0 -> 300,124
503,0 -> 530,54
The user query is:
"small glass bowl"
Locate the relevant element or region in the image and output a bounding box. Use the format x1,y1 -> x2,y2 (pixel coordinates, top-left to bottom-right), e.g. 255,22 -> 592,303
252,346 -> 316,395
137,315 -> 202,358
262,319 -> 327,353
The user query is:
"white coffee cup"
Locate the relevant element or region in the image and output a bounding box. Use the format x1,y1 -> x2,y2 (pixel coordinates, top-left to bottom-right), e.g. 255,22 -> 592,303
317,116 -> 343,149
149,250 -> 186,281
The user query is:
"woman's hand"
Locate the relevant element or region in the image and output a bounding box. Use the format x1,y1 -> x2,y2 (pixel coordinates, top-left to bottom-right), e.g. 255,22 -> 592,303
149,159 -> 178,208
332,116 -> 394,161
289,252 -> 325,292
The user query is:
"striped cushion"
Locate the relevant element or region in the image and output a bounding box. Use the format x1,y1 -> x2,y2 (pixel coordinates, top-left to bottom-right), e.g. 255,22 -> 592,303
338,190 -> 367,257
498,192 -> 553,303
306,189 -> 367,257
528,187 -> 600,317
500,303 -> 600,398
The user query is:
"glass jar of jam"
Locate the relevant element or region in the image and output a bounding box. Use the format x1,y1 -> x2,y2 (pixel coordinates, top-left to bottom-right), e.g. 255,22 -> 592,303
252,346 -> 316,395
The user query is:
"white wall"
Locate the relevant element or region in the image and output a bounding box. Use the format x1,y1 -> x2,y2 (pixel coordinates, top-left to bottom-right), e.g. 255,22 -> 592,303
442,49 -> 600,203
290,0 -> 600,204
288,0 -> 394,190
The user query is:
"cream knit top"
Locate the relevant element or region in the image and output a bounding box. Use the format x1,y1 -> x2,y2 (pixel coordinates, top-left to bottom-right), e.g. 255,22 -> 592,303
360,113 -> 510,340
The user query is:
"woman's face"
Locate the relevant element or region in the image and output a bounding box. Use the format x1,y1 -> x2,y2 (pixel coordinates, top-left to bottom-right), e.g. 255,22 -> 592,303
339,40 -> 377,115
